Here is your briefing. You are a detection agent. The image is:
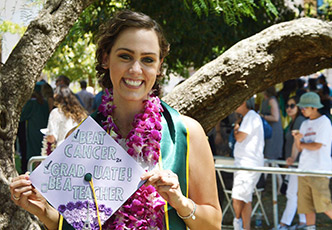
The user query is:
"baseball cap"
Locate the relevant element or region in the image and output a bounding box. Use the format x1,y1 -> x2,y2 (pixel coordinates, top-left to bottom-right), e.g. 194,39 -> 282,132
297,92 -> 323,108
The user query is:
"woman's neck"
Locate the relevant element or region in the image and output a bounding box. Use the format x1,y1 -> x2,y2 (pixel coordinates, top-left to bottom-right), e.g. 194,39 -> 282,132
290,114 -> 296,121
112,96 -> 145,137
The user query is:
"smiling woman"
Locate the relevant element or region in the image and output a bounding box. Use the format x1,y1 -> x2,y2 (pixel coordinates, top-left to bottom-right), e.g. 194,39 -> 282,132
10,10 -> 222,230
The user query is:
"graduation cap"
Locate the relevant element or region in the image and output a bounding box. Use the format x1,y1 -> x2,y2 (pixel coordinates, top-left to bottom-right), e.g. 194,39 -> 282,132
30,116 -> 146,229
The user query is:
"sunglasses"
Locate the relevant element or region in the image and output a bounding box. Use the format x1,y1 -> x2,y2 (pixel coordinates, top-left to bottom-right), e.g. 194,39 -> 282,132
286,103 -> 296,109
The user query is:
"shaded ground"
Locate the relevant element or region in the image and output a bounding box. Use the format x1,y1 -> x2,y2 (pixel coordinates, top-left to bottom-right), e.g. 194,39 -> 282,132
218,174 -> 332,230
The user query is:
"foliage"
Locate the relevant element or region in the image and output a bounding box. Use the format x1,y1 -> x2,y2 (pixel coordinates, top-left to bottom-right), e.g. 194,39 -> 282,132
185,0 -> 278,25
44,0 -> 294,81
44,0 -> 126,84
318,0 -> 332,20
43,33 -> 96,84
0,21 -> 26,35
130,0 -> 295,77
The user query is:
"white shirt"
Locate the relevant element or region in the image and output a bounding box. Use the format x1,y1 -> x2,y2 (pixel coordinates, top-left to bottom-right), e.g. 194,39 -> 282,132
47,108 -> 78,147
234,110 -> 264,167
298,115 -> 332,172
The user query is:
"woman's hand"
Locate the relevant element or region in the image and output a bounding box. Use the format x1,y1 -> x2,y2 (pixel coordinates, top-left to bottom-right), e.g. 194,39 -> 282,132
10,172 -> 48,217
10,172 -> 59,229
286,157 -> 294,166
141,169 -> 195,219
292,131 -> 303,142
141,169 -> 184,208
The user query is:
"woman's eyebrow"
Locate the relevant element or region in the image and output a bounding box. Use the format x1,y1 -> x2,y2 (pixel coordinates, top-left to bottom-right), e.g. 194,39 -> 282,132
115,47 -> 158,56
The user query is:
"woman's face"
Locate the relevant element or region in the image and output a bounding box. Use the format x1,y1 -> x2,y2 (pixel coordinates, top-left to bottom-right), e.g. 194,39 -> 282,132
104,28 -> 162,103
286,98 -> 298,118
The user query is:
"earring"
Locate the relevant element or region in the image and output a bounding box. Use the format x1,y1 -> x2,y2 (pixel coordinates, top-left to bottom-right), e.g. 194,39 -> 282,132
101,63 -> 108,68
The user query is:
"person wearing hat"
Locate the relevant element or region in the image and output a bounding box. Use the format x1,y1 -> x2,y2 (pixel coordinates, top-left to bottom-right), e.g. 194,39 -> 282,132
232,98 -> 265,230
291,92 -> 332,230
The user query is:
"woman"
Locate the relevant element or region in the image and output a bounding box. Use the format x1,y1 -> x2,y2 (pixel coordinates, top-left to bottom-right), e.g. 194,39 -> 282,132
261,86 -> 284,159
41,85 -> 88,155
278,97 -> 306,229
10,10 -> 222,230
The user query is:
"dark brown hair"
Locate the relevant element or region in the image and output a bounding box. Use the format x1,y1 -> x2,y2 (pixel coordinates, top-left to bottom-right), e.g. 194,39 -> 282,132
264,86 -> 277,98
287,96 -> 302,119
54,85 -> 87,123
95,10 -> 170,96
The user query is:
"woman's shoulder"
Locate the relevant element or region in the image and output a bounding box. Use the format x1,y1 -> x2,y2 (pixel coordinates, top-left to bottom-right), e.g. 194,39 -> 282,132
160,101 -> 205,136
50,107 -> 60,113
295,115 -> 306,123
180,115 -> 206,139
268,96 -> 278,103
293,115 -> 306,129
49,107 -> 62,117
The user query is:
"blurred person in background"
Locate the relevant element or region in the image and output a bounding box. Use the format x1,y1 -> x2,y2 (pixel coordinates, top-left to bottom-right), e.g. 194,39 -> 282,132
232,98 -> 264,230
77,80 -> 95,114
41,85 -> 87,155
20,83 -> 49,171
292,92 -> 332,230
278,96 -> 306,230
92,79 -> 106,113
261,86 -> 284,160
317,74 -> 331,118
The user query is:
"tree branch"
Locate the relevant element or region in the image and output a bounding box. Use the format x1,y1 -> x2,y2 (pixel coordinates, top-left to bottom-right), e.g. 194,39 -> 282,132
163,18 -> 332,132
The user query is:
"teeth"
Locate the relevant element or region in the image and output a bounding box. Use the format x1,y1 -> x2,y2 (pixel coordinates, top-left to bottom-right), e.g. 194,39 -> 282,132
124,79 -> 142,86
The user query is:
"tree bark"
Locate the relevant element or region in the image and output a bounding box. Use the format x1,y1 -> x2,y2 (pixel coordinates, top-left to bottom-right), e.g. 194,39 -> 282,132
0,0 -> 95,229
162,17 -> 332,133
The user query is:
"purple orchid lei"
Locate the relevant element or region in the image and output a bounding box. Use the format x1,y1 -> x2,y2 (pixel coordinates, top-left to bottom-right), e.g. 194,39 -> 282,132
98,88 -> 165,229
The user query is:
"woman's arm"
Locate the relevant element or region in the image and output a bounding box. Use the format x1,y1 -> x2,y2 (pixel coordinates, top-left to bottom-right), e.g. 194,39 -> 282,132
142,115 -> 222,229
286,142 -> 300,166
181,115 -> 222,230
292,132 -> 303,152
263,98 -> 279,122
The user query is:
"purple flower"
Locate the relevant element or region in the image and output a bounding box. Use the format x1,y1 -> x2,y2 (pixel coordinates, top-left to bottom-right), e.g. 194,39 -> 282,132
91,201 -> 97,210
72,221 -> 83,229
150,130 -> 161,141
66,201 -> 75,211
98,204 -> 105,212
75,201 -> 84,210
105,207 -> 113,216
83,200 -> 89,208
58,204 -> 66,213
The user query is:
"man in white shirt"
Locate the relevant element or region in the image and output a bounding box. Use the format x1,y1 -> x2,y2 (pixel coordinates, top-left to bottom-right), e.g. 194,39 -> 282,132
293,92 -> 332,230
232,98 -> 264,230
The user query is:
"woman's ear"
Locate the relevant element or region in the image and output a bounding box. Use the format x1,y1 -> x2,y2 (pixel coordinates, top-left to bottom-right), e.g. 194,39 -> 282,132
157,58 -> 164,75
102,53 -> 109,69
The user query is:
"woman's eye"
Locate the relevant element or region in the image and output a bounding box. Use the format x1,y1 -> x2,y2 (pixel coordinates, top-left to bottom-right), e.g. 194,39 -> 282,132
119,54 -> 131,60
142,57 -> 154,63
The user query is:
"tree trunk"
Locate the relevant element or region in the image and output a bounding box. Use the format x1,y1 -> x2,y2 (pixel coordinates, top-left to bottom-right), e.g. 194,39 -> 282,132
0,0 -> 95,229
162,18 -> 332,133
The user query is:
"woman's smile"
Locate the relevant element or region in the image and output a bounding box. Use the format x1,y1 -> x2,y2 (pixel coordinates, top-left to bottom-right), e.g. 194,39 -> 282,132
123,78 -> 144,88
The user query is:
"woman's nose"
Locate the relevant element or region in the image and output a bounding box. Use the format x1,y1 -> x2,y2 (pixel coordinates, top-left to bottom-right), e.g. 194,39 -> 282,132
129,61 -> 142,75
